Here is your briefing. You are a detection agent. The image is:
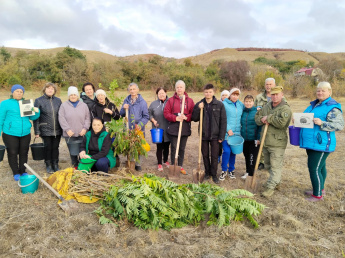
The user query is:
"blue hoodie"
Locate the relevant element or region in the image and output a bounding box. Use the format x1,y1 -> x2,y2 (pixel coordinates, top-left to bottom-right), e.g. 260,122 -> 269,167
120,94 -> 149,130
0,98 -> 40,137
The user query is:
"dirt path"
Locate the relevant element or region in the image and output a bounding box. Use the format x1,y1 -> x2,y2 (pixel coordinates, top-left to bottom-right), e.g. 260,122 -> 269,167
0,96 -> 345,257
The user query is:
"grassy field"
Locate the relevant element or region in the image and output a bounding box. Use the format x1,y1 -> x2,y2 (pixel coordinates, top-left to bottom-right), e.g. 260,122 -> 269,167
0,90 -> 345,257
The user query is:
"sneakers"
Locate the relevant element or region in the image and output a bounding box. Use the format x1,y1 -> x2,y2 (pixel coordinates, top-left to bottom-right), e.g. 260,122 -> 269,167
163,161 -> 170,168
158,165 -> 163,171
261,188 -> 274,198
258,163 -> 265,170
228,171 -> 236,179
241,173 -> 248,180
212,176 -> 220,184
14,174 -> 21,181
305,195 -> 324,202
180,167 -> 187,175
219,171 -> 227,181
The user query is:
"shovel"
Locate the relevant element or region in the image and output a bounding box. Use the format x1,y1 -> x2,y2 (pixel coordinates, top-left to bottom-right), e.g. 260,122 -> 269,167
193,106 -> 205,183
24,163 -> 79,215
244,124 -> 268,192
168,95 -> 186,180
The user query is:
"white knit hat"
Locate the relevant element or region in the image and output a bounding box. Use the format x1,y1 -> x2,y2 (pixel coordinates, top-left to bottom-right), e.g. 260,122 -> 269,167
95,89 -> 107,97
68,86 -> 79,97
229,88 -> 241,96
220,90 -> 230,98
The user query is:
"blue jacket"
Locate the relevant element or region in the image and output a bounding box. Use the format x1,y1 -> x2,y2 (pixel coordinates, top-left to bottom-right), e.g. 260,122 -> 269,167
241,106 -> 260,141
120,94 -> 149,131
223,98 -> 244,139
0,98 -> 40,137
300,97 -> 342,152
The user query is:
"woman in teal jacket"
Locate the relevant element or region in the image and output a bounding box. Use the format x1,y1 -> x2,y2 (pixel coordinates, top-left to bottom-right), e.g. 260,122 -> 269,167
219,88 -> 244,181
0,85 -> 40,181
299,82 -> 344,201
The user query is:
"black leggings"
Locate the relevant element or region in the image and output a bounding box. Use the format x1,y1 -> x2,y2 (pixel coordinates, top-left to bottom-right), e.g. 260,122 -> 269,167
2,133 -> 31,175
156,140 -> 170,165
42,135 -> 61,161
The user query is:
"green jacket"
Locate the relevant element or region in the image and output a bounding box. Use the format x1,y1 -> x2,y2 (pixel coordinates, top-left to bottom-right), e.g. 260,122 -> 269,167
85,131 -> 116,168
255,100 -> 292,148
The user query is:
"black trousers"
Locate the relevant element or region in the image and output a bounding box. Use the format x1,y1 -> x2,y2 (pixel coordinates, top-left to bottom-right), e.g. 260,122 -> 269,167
2,133 -> 31,175
169,135 -> 188,167
243,140 -> 259,176
156,138 -> 170,165
202,139 -> 219,177
42,135 -> 61,161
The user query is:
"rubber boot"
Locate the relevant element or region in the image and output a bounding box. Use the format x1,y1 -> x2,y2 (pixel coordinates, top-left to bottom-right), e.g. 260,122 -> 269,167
52,160 -> 59,172
45,160 -> 53,174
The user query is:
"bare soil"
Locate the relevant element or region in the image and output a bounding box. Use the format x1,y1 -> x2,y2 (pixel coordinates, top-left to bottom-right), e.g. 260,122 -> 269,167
1,94 -> 345,257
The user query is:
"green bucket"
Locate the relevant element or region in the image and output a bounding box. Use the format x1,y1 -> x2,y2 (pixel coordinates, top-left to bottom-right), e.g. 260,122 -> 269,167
78,158 -> 97,172
18,175 -> 39,194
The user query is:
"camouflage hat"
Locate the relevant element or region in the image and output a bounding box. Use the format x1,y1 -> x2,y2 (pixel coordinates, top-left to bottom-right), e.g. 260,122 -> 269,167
271,86 -> 283,94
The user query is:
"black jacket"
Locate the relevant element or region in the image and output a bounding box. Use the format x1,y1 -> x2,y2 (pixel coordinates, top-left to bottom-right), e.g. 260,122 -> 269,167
80,92 -> 96,111
192,97 -> 227,141
91,97 -> 120,122
80,127 -> 112,160
34,94 -> 62,136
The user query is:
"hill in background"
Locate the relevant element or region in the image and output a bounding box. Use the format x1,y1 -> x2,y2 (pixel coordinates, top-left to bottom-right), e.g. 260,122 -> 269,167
4,46 -> 345,66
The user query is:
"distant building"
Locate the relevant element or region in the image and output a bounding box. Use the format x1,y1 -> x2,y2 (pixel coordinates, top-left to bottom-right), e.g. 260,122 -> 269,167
295,67 -> 323,77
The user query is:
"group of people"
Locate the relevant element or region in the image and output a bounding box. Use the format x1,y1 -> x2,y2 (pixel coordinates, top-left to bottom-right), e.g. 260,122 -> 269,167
0,78 -> 343,202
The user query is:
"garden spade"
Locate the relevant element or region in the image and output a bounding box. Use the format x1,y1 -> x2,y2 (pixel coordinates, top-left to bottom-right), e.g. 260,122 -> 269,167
193,107 -> 205,183
24,163 -> 79,215
244,124 -> 268,193
168,95 -> 185,181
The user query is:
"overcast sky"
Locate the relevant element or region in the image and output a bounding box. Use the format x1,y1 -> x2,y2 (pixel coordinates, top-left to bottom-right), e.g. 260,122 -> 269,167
1,0 -> 344,58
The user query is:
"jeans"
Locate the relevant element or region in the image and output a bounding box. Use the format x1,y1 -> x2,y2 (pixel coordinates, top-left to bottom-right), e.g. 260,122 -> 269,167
92,157 -> 110,173
42,135 -> 61,161
221,140 -> 236,172
2,133 -> 31,175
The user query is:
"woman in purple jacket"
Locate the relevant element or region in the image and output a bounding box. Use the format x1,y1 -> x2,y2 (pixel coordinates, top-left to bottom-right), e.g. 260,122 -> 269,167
58,86 -> 90,168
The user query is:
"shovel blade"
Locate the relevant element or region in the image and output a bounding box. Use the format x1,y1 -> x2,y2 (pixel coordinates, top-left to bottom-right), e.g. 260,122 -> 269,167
168,165 -> 181,181
244,175 -> 259,193
198,170 -> 205,183
58,199 -> 79,215
192,169 -> 199,183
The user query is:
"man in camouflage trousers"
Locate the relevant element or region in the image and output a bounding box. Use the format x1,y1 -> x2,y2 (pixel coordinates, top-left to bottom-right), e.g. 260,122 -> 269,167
255,86 -> 292,198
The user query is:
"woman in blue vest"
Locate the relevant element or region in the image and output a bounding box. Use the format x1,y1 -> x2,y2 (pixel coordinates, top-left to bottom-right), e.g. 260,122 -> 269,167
0,85 -> 40,181
79,117 -> 116,173
219,88 -> 244,181
299,82 -> 344,201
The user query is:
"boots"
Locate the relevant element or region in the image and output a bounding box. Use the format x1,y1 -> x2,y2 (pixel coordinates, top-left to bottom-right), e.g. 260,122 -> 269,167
45,160 -> 53,174
52,160 -> 59,172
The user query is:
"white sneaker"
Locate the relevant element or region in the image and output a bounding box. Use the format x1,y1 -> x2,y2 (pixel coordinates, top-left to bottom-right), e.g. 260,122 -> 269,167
219,171 -> 227,181
241,173 -> 248,179
228,171 -> 236,179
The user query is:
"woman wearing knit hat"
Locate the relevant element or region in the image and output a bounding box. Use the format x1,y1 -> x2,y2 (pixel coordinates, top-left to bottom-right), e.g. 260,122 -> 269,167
58,86 -> 90,168
33,82 -> 62,173
91,89 -> 120,123
0,84 -> 40,181
219,87 -> 244,181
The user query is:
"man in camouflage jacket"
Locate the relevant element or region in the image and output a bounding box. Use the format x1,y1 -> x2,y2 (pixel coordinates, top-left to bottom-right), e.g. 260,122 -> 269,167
255,86 -> 292,198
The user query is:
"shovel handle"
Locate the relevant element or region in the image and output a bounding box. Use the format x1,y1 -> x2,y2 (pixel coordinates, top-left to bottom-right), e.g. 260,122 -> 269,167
125,108 -> 129,130
198,107 -> 203,166
24,163 -> 64,201
175,95 -> 186,160
251,124 -> 269,187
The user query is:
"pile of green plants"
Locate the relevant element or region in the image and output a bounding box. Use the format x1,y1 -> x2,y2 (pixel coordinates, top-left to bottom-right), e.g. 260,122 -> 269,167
95,174 -> 265,230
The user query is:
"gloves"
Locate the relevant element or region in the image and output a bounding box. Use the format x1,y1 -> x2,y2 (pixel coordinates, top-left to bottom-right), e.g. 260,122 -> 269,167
31,107 -> 39,113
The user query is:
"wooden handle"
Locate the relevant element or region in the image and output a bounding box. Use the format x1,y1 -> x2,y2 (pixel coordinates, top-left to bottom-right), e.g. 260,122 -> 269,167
175,95 -> 186,159
125,108 -> 129,129
198,107 -> 203,168
251,124 -> 269,187
24,163 -> 64,201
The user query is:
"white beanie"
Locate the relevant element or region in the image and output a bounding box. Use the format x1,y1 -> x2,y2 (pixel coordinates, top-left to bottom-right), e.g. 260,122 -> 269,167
229,88 -> 241,96
95,89 -> 107,97
220,90 -> 230,98
68,86 -> 79,97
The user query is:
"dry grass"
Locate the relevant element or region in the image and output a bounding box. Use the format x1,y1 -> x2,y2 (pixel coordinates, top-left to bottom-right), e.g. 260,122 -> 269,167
0,92 -> 345,257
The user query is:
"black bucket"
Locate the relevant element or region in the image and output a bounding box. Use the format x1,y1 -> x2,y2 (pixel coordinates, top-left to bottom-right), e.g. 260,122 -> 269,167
67,139 -> 82,156
30,138 -> 46,161
0,145 -> 6,162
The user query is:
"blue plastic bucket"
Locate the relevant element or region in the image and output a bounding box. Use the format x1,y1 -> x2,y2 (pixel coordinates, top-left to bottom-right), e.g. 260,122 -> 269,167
18,175 -> 39,194
289,126 -> 301,146
150,128 -> 164,144
227,135 -> 244,154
